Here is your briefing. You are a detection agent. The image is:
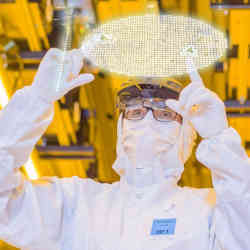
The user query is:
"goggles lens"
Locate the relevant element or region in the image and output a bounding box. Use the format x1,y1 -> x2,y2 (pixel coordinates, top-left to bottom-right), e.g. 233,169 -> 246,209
125,106 -> 148,120
153,109 -> 178,122
123,101 -> 182,123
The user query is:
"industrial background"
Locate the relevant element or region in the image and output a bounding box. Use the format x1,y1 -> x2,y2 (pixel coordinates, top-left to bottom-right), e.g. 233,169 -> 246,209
0,0 -> 250,249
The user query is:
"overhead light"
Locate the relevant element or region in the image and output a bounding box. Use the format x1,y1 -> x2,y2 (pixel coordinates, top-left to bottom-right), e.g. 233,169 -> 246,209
0,78 -> 39,179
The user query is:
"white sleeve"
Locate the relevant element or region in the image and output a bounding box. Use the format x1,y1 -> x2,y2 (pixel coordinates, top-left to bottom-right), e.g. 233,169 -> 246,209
0,86 -> 54,170
196,127 -> 250,250
0,86 -> 104,249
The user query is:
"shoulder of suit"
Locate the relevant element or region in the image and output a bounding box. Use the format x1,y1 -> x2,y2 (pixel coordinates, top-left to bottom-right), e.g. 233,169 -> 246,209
179,186 -> 216,208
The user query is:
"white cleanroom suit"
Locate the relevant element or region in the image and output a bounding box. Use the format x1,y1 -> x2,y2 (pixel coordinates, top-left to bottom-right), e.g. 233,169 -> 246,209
0,48 -> 250,250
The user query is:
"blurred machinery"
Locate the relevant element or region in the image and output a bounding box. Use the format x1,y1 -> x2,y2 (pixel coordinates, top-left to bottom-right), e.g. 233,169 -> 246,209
1,0 -> 250,248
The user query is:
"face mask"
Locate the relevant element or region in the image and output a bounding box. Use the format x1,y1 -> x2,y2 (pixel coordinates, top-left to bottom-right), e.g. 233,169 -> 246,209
122,111 -> 180,169
113,111 -> 187,188
112,100 -> 198,189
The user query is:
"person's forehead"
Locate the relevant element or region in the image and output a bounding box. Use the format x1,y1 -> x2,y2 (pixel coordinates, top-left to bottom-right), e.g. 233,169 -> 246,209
118,84 -> 180,99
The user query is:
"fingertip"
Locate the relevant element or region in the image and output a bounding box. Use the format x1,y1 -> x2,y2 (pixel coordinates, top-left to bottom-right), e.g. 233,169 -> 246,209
68,73 -> 95,90
85,73 -> 95,81
74,73 -> 95,85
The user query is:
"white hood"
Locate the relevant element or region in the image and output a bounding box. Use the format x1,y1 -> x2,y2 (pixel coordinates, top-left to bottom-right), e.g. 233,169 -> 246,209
112,112 -> 197,188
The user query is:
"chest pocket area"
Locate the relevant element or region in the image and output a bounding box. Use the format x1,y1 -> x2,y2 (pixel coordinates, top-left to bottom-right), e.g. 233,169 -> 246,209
141,216 -> 209,250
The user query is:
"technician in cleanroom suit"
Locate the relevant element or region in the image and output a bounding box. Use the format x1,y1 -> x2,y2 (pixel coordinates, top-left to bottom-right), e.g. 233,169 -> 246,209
0,48 -> 250,250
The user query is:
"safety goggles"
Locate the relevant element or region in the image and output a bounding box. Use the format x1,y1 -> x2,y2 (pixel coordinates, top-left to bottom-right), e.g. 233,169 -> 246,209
120,97 -> 182,123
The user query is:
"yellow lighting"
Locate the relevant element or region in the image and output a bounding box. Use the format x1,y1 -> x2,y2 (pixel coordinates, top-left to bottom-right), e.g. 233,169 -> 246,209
0,79 -> 9,107
24,158 -> 39,180
0,78 -> 39,180
82,14 -> 228,77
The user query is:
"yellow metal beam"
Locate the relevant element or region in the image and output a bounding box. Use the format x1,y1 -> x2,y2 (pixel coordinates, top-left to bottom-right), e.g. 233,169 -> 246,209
29,3 -> 50,49
212,9 -> 229,100
178,0 -> 190,14
16,0 -> 42,50
229,10 -> 250,102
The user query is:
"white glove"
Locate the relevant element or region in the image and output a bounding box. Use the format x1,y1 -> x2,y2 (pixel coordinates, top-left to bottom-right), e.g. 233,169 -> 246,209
166,69 -> 228,139
31,48 -> 94,103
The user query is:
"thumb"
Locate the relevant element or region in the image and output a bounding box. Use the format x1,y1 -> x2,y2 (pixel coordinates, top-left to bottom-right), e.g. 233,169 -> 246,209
166,99 -> 182,115
69,73 -> 95,89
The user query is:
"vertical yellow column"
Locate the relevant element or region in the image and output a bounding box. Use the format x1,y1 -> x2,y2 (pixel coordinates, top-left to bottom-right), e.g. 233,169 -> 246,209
161,0 -> 179,12
195,0 -> 212,21
229,10 -> 250,102
16,0 -> 42,51
212,9 -> 229,100
194,0 -> 214,91
178,0 -> 190,15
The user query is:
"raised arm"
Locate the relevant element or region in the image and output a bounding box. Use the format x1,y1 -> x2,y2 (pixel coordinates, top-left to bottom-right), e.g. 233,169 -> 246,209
166,65 -> 250,249
0,48 -> 95,249
196,126 -> 250,250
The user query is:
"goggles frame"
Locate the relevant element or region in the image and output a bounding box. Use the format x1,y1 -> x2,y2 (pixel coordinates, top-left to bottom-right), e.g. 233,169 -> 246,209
120,98 -> 182,123
116,82 -> 183,123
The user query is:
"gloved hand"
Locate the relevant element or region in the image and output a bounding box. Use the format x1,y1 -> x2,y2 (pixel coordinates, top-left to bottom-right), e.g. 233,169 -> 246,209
31,48 -> 94,103
166,69 -> 228,139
